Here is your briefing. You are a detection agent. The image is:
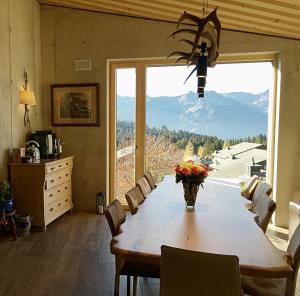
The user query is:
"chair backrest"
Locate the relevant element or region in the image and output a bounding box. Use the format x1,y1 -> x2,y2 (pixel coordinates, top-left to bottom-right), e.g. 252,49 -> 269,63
253,193 -> 276,233
137,177 -> 152,196
126,186 -> 145,205
104,199 -> 126,237
241,175 -> 259,200
144,171 -> 156,190
252,181 -> 273,208
286,224 -> 300,296
160,245 -> 242,296
125,191 -> 139,215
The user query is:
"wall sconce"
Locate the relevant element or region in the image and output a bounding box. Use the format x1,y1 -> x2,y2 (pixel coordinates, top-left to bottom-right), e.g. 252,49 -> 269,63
20,71 -> 36,128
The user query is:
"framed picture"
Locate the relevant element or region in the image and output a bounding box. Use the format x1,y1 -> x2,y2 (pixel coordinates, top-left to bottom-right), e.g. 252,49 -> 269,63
51,83 -> 100,126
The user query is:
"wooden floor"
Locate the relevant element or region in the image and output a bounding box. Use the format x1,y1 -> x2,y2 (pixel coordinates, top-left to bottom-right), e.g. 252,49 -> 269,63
0,211 -> 298,296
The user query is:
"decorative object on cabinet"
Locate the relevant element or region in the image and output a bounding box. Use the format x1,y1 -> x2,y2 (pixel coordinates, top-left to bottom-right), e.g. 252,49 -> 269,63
9,156 -> 74,231
51,83 -> 99,126
20,70 -> 36,128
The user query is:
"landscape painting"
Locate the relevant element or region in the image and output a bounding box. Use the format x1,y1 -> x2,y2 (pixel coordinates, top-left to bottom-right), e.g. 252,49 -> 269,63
51,83 -> 99,126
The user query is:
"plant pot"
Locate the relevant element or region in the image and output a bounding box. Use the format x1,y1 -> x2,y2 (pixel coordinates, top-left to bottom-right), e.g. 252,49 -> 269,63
4,199 -> 14,212
183,182 -> 199,207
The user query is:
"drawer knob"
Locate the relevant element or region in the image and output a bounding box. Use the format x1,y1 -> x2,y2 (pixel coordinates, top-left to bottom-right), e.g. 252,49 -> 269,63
65,198 -> 68,202
50,179 -> 55,183
50,167 -> 55,171
58,176 -> 62,179
59,165 -> 62,168
58,203 -> 61,206
49,194 -> 54,197
57,190 -> 61,193
64,186 -> 68,190
50,208 -> 53,212
66,162 -> 69,165
65,173 -> 69,177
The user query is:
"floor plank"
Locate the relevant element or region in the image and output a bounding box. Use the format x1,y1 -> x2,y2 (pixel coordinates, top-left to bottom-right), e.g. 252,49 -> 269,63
0,211 -> 298,296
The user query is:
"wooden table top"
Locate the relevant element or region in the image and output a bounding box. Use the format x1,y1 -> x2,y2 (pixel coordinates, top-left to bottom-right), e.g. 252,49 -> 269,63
111,176 -> 292,278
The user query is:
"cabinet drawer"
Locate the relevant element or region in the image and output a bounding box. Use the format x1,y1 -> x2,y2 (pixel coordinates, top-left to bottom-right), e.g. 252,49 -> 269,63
45,195 -> 72,223
45,168 -> 71,190
44,180 -> 71,205
46,159 -> 72,175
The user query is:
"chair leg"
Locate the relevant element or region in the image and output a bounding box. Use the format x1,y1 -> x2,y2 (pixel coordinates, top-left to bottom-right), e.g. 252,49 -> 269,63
127,275 -> 131,296
133,276 -> 137,296
114,272 -> 120,296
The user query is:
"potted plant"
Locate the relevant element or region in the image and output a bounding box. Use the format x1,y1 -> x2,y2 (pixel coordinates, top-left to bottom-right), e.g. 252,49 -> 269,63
175,160 -> 208,207
0,180 -> 14,212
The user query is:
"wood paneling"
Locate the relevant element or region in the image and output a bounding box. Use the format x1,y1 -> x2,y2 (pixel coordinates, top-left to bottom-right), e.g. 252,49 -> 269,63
39,0 -> 300,39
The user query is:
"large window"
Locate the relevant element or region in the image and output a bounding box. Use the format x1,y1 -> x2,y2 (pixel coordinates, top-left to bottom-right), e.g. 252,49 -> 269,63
109,56 -> 277,203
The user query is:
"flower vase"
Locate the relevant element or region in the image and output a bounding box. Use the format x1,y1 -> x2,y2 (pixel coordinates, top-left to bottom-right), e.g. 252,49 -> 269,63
183,182 -> 199,208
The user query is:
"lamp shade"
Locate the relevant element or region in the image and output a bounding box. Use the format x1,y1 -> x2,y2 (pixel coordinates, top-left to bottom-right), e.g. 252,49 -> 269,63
20,90 -> 36,105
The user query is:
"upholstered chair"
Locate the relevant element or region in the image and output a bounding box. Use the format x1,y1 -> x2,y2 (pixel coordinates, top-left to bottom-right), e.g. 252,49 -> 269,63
144,171 -> 156,190
126,186 -> 145,205
251,181 -> 273,209
252,193 -> 276,233
160,245 -> 243,296
125,192 -> 139,215
242,224 -> 300,296
105,199 -> 126,237
240,175 -> 259,200
137,176 -> 152,196
105,199 -> 159,296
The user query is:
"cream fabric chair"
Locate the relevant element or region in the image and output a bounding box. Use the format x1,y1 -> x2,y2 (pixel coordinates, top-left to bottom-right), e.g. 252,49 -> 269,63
253,193 -> 276,233
242,224 -> 300,296
144,171 -> 156,190
241,175 -> 259,200
137,176 -> 152,196
160,245 -> 243,296
251,181 -> 273,209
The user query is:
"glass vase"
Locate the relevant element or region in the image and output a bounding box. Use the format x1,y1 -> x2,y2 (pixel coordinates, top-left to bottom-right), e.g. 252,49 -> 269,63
183,182 -> 199,207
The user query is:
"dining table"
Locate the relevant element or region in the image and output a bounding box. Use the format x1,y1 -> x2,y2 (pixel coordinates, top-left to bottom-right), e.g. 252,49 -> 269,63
111,176 -> 292,278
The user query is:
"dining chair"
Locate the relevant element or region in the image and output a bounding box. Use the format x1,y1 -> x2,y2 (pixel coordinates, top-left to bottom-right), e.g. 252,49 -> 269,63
242,224 -> 300,296
240,175 -> 259,200
144,171 -> 156,190
251,181 -> 273,209
125,191 -> 139,215
160,245 -> 243,296
105,199 -> 159,296
137,176 -> 152,196
252,193 -> 276,233
126,186 -> 145,205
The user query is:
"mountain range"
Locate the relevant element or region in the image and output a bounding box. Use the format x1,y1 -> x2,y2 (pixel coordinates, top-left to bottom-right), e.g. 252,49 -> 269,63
117,90 -> 269,139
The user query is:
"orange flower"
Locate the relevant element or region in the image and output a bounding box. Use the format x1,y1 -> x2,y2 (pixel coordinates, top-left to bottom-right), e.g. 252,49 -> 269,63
181,167 -> 191,176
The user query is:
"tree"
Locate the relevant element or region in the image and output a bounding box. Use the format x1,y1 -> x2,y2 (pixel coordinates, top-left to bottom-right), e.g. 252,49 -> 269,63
197,146 -> 205,158
183,141 -> 194,161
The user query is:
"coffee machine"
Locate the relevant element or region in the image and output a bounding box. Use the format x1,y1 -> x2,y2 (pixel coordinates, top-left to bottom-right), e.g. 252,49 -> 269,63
29,130 -> 56,159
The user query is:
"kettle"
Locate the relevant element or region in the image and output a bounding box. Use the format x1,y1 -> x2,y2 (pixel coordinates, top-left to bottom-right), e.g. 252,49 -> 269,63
26,140 -> 40,162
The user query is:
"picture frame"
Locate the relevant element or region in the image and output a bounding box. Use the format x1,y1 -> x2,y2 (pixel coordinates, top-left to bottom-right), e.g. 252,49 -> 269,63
51,83 -> 100,126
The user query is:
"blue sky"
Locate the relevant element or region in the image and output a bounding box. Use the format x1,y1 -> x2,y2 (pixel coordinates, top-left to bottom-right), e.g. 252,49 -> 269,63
116,62 -> 273,97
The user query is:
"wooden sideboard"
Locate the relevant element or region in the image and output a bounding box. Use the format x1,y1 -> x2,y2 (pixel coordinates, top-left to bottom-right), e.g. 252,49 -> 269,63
9,156 -> 73,230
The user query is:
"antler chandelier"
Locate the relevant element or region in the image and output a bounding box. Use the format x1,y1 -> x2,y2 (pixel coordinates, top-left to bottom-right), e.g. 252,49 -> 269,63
168,1 -> 221,98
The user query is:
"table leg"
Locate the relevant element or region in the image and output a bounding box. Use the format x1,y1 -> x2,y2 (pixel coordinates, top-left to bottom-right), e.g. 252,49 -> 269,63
127,275 -> 130,296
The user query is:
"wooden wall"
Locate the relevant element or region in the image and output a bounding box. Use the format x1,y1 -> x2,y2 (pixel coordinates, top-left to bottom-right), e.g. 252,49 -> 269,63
40,5 -> 300,227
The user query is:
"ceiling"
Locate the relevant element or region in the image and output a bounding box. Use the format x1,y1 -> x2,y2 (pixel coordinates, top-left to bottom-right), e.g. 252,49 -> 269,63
39,0 -> 300,40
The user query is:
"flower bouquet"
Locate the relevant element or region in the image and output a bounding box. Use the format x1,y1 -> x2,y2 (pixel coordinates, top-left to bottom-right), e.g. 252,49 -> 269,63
175,161 -> 208,207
